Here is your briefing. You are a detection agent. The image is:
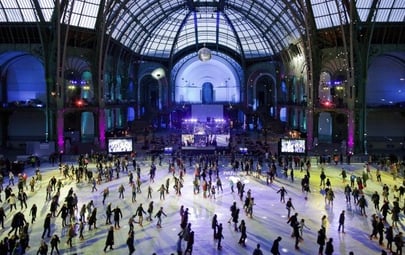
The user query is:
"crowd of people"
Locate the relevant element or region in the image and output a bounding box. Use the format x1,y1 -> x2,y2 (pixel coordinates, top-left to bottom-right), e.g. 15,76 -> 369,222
0,147 -> 403,254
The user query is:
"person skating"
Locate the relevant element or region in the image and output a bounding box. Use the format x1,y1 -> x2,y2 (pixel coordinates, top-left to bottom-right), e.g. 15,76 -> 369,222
212,214 -> 218,239
158,184 -> 166,200
41,213 -> 52,239
88,208 -> 98,230
321,215 -> 329,234
317,228 -> 326,255
118,184 -> 125,199
135,203 -> 147,227
277,186 -> 287,203
147,185 -> 153,199
293,220 -> 303,250
385,226 -> 394,252
185,230 -> 194,254
286,198 -> 295,218
299,218 -> 310,237
29,203 -> 37,224
147,201 -> 154,221
78,219 -> 84,241
338,210 -> 345,233
216,223 -> 224,250
37,239 -> 48,255
238,219 -> 247,247
344,184 -> 352,204
112,205 -> 123,229
253,243 -> 263,255
357,195 -> 368,216
154,206 -> 167,228
228,201 -> 237,223
370,214 -> 379,240
0,207 -> 5,228
232,208 -> 240,232
66,223 -> 76,248
325,238 -> 334,255
270,236 -> 282,255
371,191 -> 380,211
50,234 -> 60,255
101,187 -> 109,205
376,217 -> 385,246
287,212 -> 299,236
103,226 -> 115,252
127,229 -> 135,255
105,203 -> 112,225
394,232 -> 403,255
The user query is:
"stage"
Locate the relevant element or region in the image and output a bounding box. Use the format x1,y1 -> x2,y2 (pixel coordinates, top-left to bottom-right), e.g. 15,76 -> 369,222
181,146 -> 217,154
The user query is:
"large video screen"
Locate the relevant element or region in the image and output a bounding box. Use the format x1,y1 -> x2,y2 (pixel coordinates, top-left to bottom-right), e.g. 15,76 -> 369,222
280,138 -> 306,154
107,137 -> 133,154
215,134 -> 230,147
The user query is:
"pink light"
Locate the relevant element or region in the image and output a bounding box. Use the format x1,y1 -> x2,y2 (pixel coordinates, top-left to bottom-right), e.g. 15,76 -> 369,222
99,110 -> 106,149
57,109 -> 65,152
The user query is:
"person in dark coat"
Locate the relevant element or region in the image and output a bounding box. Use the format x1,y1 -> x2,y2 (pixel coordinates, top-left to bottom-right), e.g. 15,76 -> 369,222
29,204 -> 37,224
41,213 -> 52,239
271,236 -> 282,255
317,228 -> 327,254
253,243 -> 264,255
325,238 -> 334,255
212,214 -> 218,239
126,229 -> 135,255
377,217 -> 385,246
293,221 -> 303,250
0,207 -> 6,228
37,240 -> 48,255
8,211 -> 27,236
238,219 -> 247,247
338,210 -> 345,233
185,230 -> 194,254
50,234 -> 60,255
385,226 -> 394,252
88,208 -> 98,230
232,208 -> 240,232
112,206 -> 123,229
103,226 -> 114,252
135,203 -> 146,227
217,223 -> 224,250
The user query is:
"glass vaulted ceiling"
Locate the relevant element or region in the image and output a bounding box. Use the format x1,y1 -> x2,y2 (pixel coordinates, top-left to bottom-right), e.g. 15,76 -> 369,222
108,0 -> 302,59
0,0 -> 404,59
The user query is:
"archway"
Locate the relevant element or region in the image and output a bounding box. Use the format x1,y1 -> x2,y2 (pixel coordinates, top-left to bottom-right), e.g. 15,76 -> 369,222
0,52 -> 47,146
318,112 -> 332,143
202,82 -> 214,103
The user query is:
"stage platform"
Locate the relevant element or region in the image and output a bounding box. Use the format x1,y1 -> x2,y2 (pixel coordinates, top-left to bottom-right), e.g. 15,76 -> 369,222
181,146 -> 217,154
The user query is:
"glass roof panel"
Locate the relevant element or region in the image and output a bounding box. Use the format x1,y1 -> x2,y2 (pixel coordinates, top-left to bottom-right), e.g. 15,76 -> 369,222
356,0 -> 372,8
357,8 -> 370,21
380,0 -> 395,8
375,9 -> 391,21
311,0 -> 350,28
0,0 -> 54,22
389,9 -> 404,22
20,9 -> 37,22
65,0 -> 99,29
394,0 -> 405,8
1,0 -> 19,8
175,16 -> 198,51
38,0 -> 54,22
141,9 -> 186,58
4,9 -> 22,22
0,9 -> 5,22
226,9 -> 272,58
18,1 -> 31,8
